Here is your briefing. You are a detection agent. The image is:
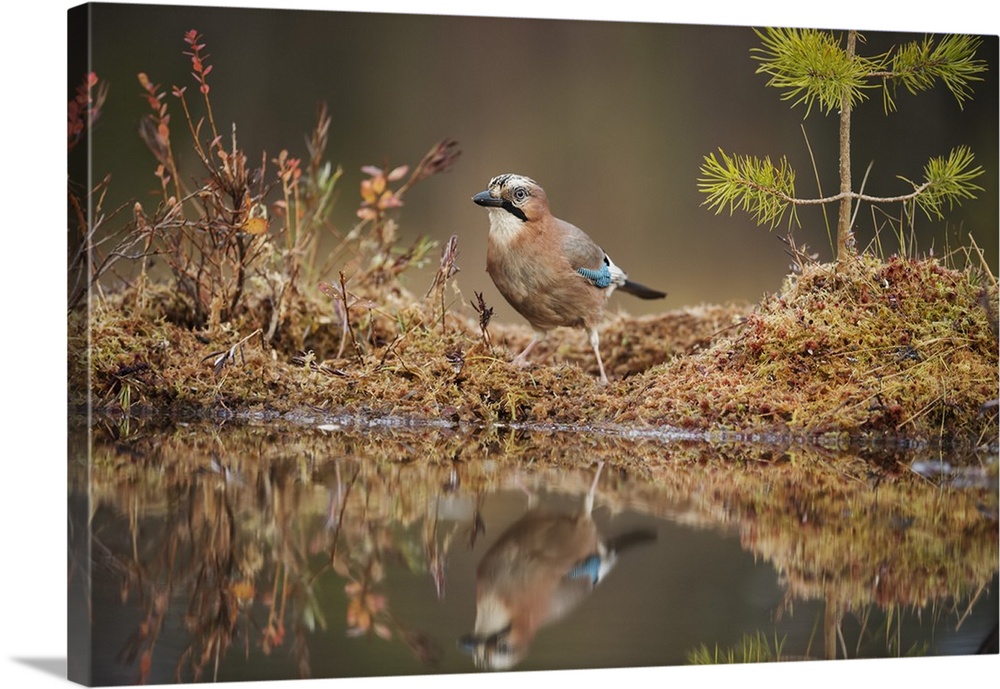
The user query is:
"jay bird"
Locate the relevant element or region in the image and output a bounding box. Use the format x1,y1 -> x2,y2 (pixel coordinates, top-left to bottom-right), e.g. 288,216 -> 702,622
458,463 -> 656,670
472,173 -> 666,384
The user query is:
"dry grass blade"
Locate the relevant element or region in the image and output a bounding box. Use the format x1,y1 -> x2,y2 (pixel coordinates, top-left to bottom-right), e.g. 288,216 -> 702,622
202,328 -> 263,377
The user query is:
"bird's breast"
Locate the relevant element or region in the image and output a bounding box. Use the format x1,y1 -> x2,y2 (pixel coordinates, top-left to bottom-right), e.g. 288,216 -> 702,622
486,233 -> 607,331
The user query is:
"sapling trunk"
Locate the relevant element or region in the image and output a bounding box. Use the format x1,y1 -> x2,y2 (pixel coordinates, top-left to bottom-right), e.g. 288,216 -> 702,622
836,30 -> 857,260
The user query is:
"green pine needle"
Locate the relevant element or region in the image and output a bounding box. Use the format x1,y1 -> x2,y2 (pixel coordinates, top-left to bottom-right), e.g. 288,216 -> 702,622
699,149 -> 797,229
752,27 -> 875,117
700,29 -> 987,243
886,35 -> 986,111
911,145 -> 984,219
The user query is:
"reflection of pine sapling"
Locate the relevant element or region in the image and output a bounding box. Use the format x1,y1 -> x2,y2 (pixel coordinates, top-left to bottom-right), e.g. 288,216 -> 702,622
699,29 -> 987,260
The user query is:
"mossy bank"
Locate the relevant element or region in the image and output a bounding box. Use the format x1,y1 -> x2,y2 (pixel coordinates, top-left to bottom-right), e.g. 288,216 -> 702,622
70,250 -> 999,454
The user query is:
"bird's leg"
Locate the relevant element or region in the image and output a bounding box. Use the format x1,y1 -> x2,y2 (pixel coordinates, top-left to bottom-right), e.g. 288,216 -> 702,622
509,471 -> 537,508
584,461 -> 605,517
511,330 -> 545,368
587,328 -> 609,385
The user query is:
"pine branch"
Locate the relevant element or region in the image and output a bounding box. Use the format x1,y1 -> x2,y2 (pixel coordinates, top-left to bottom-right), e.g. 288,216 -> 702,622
878,34 -> 986,112
699,146 -> 983,229
702,28 -> 987,258
698,150 -> 797,228
752,27 -> 875,117
909,145 -> 984,219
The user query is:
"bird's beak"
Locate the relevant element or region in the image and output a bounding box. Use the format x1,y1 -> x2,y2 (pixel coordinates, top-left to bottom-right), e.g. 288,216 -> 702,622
457,634 -> 479,655
472,190 -> 503,208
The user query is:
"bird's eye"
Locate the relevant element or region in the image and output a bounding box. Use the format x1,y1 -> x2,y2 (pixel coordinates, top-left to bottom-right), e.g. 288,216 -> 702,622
512,187 -> 528,203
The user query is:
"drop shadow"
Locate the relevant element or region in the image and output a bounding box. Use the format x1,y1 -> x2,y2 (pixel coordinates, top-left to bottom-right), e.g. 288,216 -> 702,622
11,657 -> 66,679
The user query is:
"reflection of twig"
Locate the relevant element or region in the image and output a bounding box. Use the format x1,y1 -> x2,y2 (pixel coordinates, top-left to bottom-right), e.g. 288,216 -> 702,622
467,492 -> 486,550
396,624 -> 443,666
423,499 -> 457,600
169,470 -> 281,682
327,463 -> 360,563
954,579 -> 989,631
325,460 -> 344,531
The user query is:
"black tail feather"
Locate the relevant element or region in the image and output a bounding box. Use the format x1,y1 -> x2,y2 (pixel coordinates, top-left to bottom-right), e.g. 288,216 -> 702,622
605,528 -> 657,555
620,279 -> 666,300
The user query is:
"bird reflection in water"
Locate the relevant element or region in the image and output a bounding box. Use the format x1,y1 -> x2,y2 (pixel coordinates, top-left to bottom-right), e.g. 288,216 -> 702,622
459,462 -> 656,670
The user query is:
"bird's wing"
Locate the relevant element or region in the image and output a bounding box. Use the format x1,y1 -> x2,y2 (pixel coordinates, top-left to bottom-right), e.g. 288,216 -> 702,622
558,220 -> 627,289
558,220 -> 604,270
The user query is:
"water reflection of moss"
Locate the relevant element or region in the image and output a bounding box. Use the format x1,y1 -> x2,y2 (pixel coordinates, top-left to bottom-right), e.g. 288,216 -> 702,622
71,420 -> 997,678
661,446 -> 997,659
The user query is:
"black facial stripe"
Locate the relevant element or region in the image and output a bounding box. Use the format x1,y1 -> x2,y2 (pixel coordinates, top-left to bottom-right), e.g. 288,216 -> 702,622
501,200 -> 528,222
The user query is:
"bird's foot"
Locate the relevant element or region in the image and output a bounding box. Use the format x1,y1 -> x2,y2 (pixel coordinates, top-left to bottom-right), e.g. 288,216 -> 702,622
510,353 -> 532,369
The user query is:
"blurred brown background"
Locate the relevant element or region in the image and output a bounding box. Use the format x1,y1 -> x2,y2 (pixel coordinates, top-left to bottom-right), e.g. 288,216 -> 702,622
79,4 -> 998,323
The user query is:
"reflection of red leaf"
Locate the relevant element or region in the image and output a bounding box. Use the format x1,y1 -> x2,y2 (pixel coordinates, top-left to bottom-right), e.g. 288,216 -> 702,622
229,580 -> 254,603
139,650 -> 152,683
346,597 -> 372,633
367,593 -> 386,613
262,620 -> 287,654
374,623 -> 393,641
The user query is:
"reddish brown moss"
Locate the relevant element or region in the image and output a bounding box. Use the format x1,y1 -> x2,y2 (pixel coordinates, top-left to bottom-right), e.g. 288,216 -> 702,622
632,254 -> 998,443
74,251 -> 998,452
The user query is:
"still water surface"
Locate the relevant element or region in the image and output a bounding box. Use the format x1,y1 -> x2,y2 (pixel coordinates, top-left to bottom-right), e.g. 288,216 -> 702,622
68,420 -> 998,684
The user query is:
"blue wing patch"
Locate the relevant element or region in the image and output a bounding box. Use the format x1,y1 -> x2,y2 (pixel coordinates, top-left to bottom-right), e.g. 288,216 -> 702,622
566,554 -> 602,585
577,264 -> 612,289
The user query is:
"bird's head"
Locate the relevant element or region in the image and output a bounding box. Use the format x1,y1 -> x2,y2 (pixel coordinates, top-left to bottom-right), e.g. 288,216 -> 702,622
457,591 -> 525,670
472,174 -> 549,225
458,624 -> 524,671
